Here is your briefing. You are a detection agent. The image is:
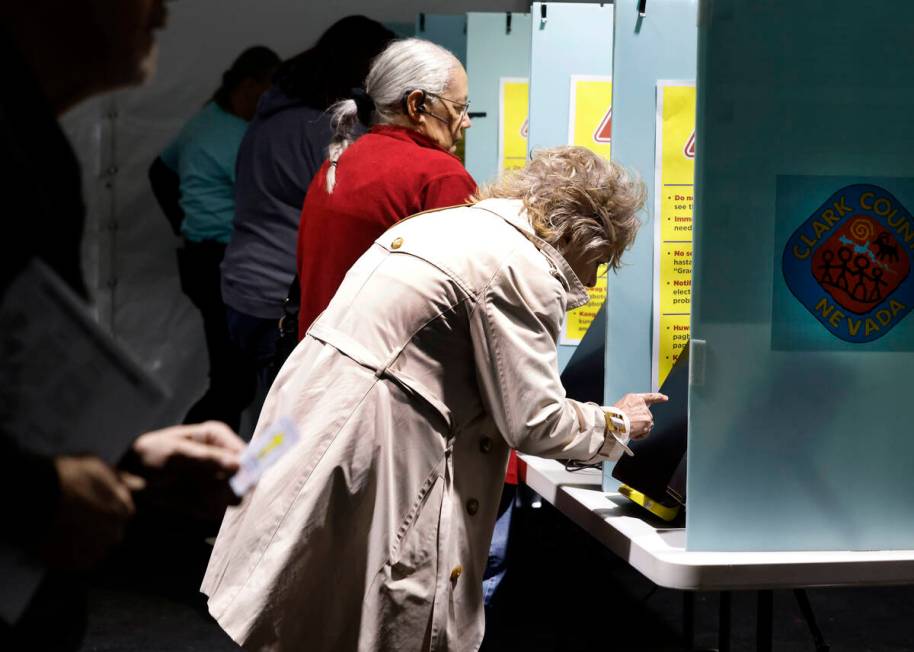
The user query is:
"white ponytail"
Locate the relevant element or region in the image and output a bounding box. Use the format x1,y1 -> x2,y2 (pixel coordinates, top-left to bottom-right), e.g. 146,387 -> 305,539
325,98 -> 359,192
324,38 -> 461,193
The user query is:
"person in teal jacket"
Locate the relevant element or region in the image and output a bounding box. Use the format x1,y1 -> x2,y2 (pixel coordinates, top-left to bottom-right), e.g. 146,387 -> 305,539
149,46 -> 279,432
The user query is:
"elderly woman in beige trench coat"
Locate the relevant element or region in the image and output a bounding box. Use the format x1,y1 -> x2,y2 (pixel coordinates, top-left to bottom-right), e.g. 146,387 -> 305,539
201,146 -> 667,652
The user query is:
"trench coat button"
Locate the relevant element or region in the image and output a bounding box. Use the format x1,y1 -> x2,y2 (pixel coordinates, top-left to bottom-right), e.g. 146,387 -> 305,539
450,565 -> 463,582
479,437 -> 493,454
391,237 -> 404,249
466,498 -> 479,515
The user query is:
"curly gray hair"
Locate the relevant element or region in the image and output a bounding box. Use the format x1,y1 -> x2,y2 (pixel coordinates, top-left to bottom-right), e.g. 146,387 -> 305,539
472,146 -> 646,270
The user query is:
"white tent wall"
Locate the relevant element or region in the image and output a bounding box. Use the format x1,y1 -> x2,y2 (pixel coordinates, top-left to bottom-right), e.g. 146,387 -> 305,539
60,0 -> 525,427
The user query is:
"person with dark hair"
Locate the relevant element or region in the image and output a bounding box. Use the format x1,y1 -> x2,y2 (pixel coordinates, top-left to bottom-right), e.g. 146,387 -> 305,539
272,16 -> 397,113
148,45 -> 280,432
218,16 -> 394,419
211,46 -> 280,117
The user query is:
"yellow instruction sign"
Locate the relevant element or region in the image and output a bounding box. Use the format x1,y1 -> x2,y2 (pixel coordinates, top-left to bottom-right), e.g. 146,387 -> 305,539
568,75 -> 613,160
561,75 -> 613,345
652,81 -> 696,389
498,78 -> 529,173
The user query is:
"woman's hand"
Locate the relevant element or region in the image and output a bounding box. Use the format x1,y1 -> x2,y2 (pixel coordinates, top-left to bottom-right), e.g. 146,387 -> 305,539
612,393 -> 668,440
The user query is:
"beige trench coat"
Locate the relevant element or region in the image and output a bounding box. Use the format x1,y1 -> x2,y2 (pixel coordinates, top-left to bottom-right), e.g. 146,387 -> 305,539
201,198 -> 630,651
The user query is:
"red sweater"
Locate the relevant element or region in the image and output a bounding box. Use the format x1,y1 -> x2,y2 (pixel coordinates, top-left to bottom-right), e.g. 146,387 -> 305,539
296,125 -> 520,485
297,125 -> 477,337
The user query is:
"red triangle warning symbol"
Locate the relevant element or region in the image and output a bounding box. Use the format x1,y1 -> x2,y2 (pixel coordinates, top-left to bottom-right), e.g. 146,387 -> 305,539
684,131 -> 696,159
593,106 -> 612,144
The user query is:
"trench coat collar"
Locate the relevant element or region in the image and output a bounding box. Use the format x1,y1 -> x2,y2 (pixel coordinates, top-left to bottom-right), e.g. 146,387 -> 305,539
472,198 -> 591,310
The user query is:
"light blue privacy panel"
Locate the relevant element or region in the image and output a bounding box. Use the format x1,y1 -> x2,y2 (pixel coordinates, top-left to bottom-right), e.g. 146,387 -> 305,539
529,2 -> 614,371
688,1 -> 914,551
465,12 -> 532,185
415,14 -> 467,65
528,2 -> 613,153
602,0 -> 698,489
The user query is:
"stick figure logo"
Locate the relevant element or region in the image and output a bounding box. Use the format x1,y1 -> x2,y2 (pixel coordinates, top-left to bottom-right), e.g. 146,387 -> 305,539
782,184 -> 914,343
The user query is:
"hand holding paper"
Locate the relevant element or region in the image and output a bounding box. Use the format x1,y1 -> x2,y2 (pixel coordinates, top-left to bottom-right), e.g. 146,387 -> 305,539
130,421 -> 243,474
124,421 -> 245,519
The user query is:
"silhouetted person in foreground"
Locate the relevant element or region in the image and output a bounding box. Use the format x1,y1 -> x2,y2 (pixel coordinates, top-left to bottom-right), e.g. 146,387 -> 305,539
1,2 -> 246,648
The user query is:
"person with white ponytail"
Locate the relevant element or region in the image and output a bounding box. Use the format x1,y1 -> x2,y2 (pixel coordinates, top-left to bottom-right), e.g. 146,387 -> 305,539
294,38 -> 526,627
295,37 -> 476,338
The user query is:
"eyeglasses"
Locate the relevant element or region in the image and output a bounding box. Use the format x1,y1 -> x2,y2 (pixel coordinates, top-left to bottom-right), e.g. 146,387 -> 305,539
425,91 -> 471,124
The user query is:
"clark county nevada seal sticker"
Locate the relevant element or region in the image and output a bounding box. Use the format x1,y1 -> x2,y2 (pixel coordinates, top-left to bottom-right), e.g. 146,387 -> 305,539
782,184 -> 914,343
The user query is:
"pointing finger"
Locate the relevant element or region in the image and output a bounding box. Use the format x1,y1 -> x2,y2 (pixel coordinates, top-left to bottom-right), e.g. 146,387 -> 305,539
638,393 -> 669,405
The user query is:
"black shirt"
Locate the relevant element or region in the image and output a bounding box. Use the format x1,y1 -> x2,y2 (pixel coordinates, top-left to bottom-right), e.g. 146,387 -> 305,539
0,31 -> 87,299
0,30 -> 91,550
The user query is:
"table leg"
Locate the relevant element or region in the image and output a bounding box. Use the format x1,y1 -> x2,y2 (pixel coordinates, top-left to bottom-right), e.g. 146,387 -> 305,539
718,591 -> 731,652
756,590 -> 773,652
793,589 -> 830,652
683,592 -> 695,651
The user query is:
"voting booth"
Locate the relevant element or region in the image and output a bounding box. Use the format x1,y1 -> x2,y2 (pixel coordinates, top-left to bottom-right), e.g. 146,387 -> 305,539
412,0 -> 914,554
601,0 -> 914,553
598,0 -> 697,506
462,0 -> 914,555
687,0 -> 914,552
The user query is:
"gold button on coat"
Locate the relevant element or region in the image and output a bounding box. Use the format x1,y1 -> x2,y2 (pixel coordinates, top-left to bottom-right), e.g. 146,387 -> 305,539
479,437 -> 493,453
450,565 -> 463,581
466,498 -> 479,515
391,237 -> 404,249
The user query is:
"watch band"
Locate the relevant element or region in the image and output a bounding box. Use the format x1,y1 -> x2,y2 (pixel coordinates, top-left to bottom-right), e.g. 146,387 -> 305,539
603,406 -> 634,457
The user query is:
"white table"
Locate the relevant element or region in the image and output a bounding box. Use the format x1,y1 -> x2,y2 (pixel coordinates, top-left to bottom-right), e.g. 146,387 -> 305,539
519,454 -> 914,650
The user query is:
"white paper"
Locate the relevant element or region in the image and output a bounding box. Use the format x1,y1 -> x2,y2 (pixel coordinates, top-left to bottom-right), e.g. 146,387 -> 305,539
230,417 -> 301,496
0,260 -> 170,464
